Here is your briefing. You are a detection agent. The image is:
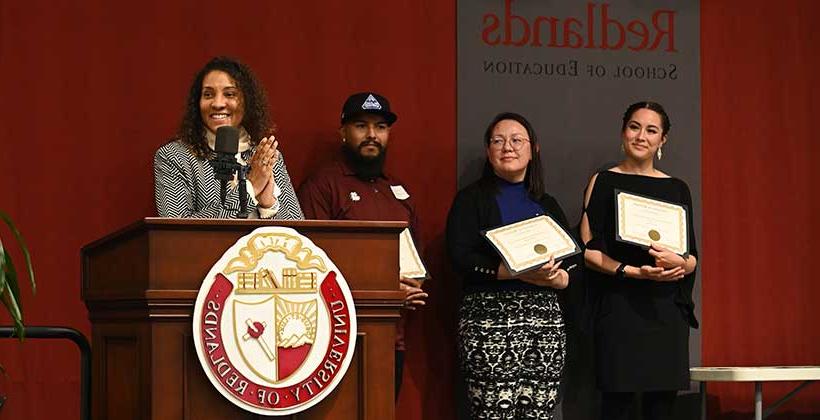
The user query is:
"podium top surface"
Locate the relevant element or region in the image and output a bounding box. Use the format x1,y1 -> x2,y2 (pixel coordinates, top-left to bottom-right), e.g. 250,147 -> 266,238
82,217 -> 407,298
83,217 -> 408,251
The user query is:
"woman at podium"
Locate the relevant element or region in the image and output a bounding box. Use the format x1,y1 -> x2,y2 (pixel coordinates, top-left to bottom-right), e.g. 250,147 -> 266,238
580,102 -> 698,420
153,56 -> 303,219
446,112 -> 580,419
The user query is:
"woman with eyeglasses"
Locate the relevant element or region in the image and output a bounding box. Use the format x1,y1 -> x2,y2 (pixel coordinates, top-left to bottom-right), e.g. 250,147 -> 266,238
446,112 -> 580,419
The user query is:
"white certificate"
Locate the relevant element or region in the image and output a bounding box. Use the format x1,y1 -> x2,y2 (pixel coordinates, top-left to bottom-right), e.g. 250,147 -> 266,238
483,215 -> 580,275
399,228 -> 428,279
615,190 -> 689,255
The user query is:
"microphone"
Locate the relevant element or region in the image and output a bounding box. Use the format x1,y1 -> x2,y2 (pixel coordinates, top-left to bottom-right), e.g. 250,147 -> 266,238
212,126 -> 240,205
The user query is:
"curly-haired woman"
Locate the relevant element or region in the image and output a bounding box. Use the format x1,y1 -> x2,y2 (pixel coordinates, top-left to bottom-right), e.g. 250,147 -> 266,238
154,56 -> 303,219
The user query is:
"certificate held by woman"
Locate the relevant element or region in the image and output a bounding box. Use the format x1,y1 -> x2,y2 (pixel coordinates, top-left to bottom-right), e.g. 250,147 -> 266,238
615,189 -> 689,256
484,214 -> 580,275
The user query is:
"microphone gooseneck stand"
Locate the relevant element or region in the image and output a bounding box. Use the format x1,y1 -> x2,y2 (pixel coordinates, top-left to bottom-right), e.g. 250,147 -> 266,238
212,154 -> 250,218
235,164 -> 250,219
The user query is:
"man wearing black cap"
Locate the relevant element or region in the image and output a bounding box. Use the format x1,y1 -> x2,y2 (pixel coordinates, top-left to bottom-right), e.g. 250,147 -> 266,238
297,92 -> 427,399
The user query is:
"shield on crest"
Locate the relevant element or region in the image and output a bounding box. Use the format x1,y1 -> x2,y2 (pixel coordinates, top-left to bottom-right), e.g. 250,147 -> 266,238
233,294 -> 318,383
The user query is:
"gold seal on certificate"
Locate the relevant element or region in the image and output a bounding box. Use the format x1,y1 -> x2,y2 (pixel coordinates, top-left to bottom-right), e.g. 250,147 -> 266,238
615,190 -> 689,255
399,228 -> 428,279
484,215 -> 580,275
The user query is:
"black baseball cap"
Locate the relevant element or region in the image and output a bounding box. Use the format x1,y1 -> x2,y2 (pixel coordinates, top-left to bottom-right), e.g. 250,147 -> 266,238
340,92 -> 398,125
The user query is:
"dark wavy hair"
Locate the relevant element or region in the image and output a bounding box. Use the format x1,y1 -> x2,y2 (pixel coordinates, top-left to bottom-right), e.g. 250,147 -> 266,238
621,101 -> 671,136
478,112 -> 545,199
176,56 -> 273,159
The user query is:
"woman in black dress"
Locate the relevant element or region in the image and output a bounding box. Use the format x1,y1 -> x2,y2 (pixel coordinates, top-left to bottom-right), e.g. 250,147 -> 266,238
447,112 -> 581,419
580,102 -> 698,420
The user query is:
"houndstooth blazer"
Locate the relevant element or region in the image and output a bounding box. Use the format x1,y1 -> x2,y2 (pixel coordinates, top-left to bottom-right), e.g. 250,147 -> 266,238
153,140 -> 304,219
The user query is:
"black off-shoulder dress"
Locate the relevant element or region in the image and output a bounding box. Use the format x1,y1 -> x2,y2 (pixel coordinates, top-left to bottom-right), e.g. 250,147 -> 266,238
585,170 -> 698,392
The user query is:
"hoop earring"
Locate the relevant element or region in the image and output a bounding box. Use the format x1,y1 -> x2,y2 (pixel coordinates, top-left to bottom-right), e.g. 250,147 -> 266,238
657,146 -> 663,160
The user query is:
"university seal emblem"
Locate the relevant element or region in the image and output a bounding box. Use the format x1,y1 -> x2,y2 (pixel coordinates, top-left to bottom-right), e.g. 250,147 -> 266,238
193,227 -> 357,415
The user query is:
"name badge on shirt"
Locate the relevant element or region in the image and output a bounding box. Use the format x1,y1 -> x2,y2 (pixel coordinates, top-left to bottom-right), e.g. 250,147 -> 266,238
390,185 -> 410,200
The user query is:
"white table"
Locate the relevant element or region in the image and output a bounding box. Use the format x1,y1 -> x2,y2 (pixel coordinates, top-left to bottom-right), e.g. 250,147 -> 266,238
690,366 -> 820,420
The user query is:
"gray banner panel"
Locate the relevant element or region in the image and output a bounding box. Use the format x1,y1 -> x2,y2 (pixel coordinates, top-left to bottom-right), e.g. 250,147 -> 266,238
458,1 -> 701,418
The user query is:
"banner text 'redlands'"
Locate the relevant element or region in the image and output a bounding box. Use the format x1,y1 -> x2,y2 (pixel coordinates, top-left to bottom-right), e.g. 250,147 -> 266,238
481,1 -> 676,52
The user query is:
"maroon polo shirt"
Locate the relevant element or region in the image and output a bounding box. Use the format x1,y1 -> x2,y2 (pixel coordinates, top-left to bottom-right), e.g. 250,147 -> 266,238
297,159 -> 422,351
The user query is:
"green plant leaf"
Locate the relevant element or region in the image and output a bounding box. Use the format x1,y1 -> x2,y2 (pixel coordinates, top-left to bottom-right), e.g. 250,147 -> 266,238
0,236 -> 9,323
4,253 -> 23,315
0,291 -> 23,340
0,236 -> 6,297
2,252 -> 24,339
0,211 -> 35,294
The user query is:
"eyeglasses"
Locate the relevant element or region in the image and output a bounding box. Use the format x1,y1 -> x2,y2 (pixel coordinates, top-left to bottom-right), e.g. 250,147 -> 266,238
489,137 -> 530,150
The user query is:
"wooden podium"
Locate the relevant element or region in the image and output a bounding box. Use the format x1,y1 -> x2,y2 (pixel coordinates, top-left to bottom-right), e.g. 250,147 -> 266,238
82,218 -> 405,420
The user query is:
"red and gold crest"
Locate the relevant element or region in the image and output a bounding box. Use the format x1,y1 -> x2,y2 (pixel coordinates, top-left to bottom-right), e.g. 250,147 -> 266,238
193,227 -> 357,416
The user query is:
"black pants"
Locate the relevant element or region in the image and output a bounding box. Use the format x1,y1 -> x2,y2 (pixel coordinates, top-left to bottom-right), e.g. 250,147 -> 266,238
600,391 -> 677,420
395,350 -> 405,400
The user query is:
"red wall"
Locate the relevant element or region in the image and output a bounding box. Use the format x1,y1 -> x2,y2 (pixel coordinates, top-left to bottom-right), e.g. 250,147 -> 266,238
0,1 -> 818,419
701,0 -> 820,417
